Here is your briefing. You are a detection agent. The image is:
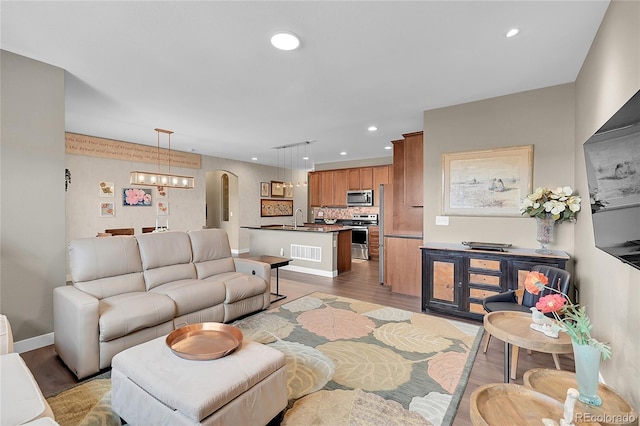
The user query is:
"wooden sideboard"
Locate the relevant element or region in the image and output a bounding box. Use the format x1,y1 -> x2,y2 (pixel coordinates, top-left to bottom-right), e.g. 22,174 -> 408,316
421,243 -> 570,321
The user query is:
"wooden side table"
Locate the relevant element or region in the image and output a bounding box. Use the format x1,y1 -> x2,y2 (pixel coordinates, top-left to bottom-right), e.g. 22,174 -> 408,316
483,311 -> 573,383
470,383 -> 600,425
524,368 -> 638,425
246,255 -> 291,302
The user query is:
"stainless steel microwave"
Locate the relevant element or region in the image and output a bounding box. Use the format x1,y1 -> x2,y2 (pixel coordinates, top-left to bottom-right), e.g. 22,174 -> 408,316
346,190 -> 373,206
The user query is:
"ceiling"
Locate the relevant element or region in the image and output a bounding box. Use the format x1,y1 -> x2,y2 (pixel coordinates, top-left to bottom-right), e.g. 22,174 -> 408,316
1,1 -> 610,169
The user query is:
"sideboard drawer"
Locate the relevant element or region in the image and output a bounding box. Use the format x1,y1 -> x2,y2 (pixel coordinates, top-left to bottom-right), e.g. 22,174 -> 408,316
469,258 -> 501,271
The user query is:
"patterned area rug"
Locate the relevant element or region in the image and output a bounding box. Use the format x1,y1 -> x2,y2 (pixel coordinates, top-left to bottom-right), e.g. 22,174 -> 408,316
45,292 -> 483,426
232,292 -> 484,426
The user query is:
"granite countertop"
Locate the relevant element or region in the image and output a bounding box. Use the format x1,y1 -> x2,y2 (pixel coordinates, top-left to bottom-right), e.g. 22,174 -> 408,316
242,224 -> 351,233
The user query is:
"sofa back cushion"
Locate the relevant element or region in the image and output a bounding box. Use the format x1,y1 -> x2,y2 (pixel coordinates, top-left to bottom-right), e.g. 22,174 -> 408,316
136,231 -> 196,290
68,236 -> 145,299
188,229 -> 236,279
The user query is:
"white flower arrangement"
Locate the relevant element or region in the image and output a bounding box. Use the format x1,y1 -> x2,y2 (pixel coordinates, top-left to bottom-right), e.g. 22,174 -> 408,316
520,186 -> 582,223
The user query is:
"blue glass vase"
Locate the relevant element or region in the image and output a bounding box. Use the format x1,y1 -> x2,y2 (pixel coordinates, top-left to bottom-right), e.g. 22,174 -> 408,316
572,340 -> 602,406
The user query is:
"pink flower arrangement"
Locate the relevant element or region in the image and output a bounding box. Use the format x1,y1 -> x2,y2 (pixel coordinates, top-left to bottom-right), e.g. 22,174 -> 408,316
524,270 -> 611,359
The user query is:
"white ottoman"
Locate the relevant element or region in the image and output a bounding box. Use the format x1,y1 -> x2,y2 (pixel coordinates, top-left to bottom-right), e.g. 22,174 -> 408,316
111,336 -> 287,425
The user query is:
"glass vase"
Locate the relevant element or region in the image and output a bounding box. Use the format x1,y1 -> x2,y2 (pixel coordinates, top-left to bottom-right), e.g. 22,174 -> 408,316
572,341 -> 602,406
535,214 -> 555,254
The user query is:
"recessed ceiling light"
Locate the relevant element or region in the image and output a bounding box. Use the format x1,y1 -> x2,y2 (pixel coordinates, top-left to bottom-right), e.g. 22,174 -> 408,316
368,126 -> 378,132
270,32 -> 300,50
506,28 -> 519,38
251,157 -> 258,161
384,146 -> 392,150
302,156 -> 309,160
340,152 -> 347,156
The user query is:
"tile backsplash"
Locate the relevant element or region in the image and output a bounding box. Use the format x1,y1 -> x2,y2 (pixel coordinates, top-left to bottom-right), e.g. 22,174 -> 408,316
313,206 -> 380,220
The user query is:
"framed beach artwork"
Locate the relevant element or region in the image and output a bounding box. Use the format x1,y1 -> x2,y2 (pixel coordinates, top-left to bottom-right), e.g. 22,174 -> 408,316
157,186 -> 168,199
98,181 -> 114,197
260,182 -> 270,197
261,199 -> 293,217
99,202 -> 115,217
442,145 -> 533,217
122,188 -> 152,206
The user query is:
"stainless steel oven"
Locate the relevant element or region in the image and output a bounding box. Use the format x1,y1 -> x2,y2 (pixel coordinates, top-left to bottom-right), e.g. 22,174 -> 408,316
350,214 -> 378,260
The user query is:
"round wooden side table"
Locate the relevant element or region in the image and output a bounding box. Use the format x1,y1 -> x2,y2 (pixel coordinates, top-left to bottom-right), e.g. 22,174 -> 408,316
524,368 -> 638,426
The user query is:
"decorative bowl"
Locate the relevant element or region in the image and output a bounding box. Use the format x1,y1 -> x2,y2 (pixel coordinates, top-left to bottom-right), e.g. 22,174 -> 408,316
324,218 -> 337,225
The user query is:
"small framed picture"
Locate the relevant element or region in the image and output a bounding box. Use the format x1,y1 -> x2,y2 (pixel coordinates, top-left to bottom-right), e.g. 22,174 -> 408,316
157,186 -> 168,199
285,184 -> 294,198
99,202 -> 115,217
123,188 -> 152,206
157,201 -> 169,216
260,181 -> 270,197
99,181 -> 115,197
271,181 -> 285,198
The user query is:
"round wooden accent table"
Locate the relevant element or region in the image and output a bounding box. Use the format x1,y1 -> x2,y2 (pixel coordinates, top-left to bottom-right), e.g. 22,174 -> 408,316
483,311 -> 573,383
524,368 -> 639,425
470,383 -> 601,425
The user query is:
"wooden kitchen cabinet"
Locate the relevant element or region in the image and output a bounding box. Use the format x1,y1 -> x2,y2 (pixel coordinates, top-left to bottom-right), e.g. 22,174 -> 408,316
359,167 -> 373,189
348,169 -> 360,190
384,236 -> 423,297
403,131 -> 423,207
421,243 -> 570,321
319,171 -> 334,206
309,172 -> 321,207
332,169 -> 348,206
368,226 -> 379,257
372,165 -> 391,206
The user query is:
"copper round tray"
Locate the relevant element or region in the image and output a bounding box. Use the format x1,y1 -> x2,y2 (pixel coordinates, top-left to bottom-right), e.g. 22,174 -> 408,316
165,323 -> 243,360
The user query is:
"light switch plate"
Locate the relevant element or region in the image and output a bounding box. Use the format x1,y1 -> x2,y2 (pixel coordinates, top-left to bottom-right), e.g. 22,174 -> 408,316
435,216 -> 449,226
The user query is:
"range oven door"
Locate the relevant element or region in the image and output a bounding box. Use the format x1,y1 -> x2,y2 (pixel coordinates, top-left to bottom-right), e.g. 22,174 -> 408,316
351,227 -> 369,260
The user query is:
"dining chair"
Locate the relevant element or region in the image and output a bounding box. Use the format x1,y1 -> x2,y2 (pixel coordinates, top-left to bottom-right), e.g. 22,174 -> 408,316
104,228 -> 134,236
481,265 -> 572,379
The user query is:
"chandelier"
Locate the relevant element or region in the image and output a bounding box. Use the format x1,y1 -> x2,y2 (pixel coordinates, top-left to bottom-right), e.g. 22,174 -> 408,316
129,128 -> 195,189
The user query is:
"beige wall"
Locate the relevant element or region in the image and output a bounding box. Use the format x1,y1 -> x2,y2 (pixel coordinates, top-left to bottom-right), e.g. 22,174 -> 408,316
574,0 -> 640,407
1,51 -> 66,341
423,83 -> 576,254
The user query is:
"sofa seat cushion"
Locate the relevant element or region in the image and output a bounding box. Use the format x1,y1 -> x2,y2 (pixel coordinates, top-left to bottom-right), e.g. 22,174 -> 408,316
0,353 -> 55,425
150,279 -> 226,317
204,272 -> 269,304
99,292 -> 175,342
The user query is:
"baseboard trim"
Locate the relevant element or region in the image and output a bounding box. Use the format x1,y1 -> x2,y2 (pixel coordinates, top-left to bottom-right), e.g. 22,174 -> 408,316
281,265 -> 337,278
14,332 -> 54,354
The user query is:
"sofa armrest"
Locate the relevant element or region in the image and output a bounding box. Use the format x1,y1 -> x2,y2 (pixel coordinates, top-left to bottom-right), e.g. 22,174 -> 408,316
53,285 -> 100,379
0,314 -> 14,355
233,258 -> 270,284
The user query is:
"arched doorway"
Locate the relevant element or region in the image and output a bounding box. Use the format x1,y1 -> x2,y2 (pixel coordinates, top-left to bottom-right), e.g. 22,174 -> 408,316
205,170 -> 240,251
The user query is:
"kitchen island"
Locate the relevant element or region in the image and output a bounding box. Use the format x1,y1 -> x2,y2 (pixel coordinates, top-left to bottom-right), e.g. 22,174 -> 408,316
244,225 -> 352,277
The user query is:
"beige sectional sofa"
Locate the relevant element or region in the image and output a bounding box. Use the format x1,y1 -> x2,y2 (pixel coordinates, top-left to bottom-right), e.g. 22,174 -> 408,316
54,229 -> 271,379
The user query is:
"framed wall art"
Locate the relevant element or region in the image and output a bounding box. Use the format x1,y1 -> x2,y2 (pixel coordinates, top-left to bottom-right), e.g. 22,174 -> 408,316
157,201 -> 169,216
442,145 -> 533,217
260,199 -> 293,217
271,181 -> 285,198
99,202 -> 115,217
99,181 -> 114,197
123,188 -> 152,206
260,181 -> 270,197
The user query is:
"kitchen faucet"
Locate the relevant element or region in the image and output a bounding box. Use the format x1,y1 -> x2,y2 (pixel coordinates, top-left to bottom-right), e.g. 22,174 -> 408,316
294,208 -> 304,228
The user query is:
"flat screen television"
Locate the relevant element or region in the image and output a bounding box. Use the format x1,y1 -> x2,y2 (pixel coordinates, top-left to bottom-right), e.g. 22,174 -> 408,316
583,89 -> 640,271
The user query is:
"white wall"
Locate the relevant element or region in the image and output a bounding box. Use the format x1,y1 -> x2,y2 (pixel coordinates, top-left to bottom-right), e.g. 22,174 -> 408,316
1,51 -> 66,341
423,84 -> 576,254
574,0 -> 640,407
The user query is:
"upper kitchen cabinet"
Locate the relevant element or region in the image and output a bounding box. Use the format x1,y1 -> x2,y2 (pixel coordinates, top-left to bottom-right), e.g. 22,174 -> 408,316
332,169 -> 349,206
309,165 -> 391,207
403,131 -> 424,207
372,165 -> 391,206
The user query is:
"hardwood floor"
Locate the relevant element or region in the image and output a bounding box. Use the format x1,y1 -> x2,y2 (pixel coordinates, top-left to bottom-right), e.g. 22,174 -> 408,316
20,258 -> 574,425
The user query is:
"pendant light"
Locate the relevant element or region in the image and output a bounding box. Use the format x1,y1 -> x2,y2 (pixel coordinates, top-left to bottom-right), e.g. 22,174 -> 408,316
130,128 -> 195,189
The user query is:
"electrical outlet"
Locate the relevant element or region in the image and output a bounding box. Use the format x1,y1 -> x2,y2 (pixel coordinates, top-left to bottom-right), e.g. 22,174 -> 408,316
435,216 -> 449,226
